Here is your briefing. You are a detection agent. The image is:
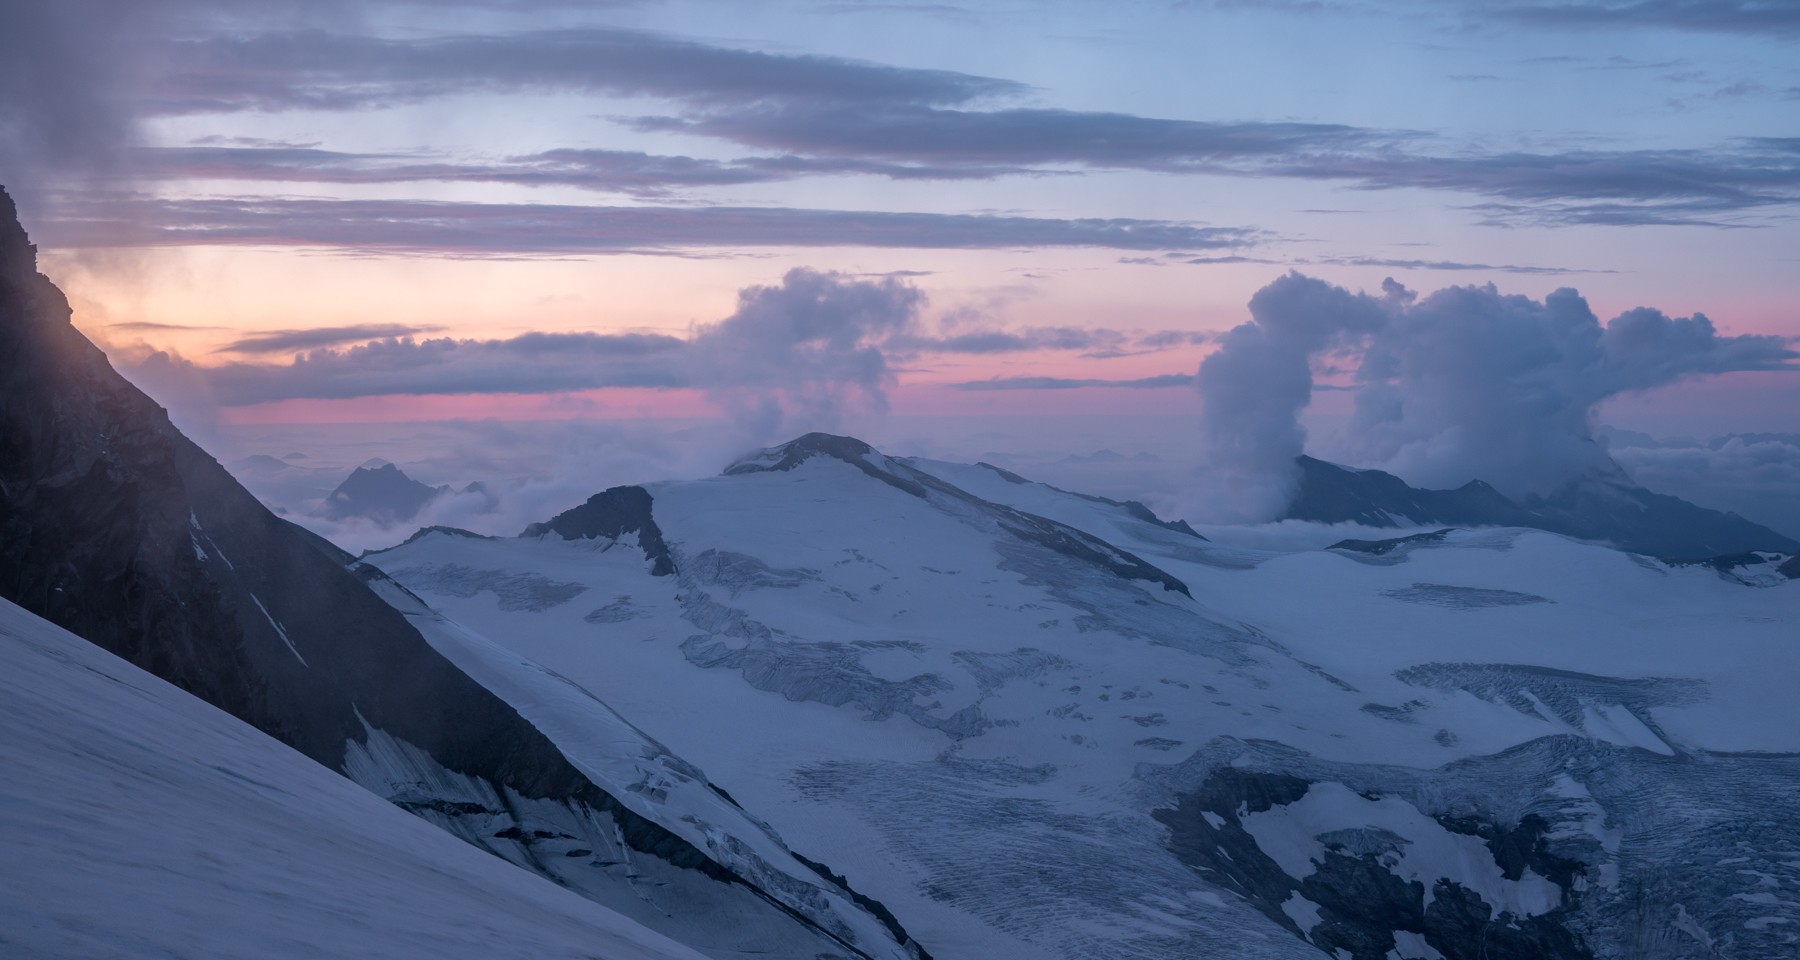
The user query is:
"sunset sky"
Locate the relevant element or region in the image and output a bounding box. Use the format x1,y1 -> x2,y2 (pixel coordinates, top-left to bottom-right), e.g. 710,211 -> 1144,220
4,1 -> 1797,442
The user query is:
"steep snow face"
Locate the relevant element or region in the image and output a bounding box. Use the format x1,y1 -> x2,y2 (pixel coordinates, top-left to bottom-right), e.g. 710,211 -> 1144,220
0,598 -> 707,960
368,435 -> 1800,960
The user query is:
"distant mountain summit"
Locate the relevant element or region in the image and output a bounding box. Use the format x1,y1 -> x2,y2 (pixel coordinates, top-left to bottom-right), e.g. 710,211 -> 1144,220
324,460 -> 448,521
1285,454 -> 1799,561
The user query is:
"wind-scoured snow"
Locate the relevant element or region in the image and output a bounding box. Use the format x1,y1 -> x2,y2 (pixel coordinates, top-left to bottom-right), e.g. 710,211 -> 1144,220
0,598 -> 708,960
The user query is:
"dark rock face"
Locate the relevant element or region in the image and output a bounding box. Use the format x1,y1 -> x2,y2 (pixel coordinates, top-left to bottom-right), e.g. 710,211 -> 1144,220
395,524 -> 492,548
324,462 -> 447,522
1144,732 -> 1800,960
1665,550 -> 1800,585
1153,769 -> 1312,920
0,187 -> 926,960
1329,528 -> 1456,556
1287,455 -> 1798,561
1527,476 -> 1800,562
1119,500 -> 1206,539
522,485 -> 676,576
1289,456 -> 1536,529
1155,766 -> 1594,960
0,179 -> 683,843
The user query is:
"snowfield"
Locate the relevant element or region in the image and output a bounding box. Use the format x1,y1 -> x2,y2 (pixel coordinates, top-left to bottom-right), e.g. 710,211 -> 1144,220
362,436 -> 1800,960
0,597 -> 709,960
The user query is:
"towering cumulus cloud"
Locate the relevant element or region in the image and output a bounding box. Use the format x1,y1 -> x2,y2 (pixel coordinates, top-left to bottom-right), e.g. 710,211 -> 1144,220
688,267 -> 922,439
1194,273 -> 1393,519
1195,273 -> 1796,517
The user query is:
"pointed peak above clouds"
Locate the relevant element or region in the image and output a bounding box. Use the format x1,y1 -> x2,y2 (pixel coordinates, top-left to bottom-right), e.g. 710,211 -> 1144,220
324,460 -> 447,522
0,186 -> 33,269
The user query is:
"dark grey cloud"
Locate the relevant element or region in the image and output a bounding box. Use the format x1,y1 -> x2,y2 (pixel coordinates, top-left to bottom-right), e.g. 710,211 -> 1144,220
218,323 -> 447,354
0,1 -> 349,216
1489,1 -> 1800,37
108,320 -> 230,332
813,2 -> 981,20
626,107 -> 1798,225
40,196 -> 1256,255
1269,145 -> 1800,226
133,144 -> 1037,195
18,10 -> 1793,234
891,325 -> 1212,357
188,330 -> 688,404
145,27 -> 1023,115
1192,273 -> 1799,514
0,2 -> 188,214
1134,330 -> 1216,348
953,374 -> 1196,390
1163,253 -> 1608,273
895,327 -> 1124,355
1313,256 -> 1615,275
1182,255 -> 1286,265
630,105 -> 1398,171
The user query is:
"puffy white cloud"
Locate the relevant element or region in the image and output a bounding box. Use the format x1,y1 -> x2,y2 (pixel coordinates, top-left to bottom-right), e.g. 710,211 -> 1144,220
1193,273 -> 1797,516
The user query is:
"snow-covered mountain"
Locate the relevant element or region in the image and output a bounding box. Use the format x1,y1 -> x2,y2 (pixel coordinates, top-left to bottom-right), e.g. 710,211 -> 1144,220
366,432 -> 1800,960
1285,454 -> 1799,562
6,169 -> 1796,960
0,186 -> 925,960
0,596 -> 709,960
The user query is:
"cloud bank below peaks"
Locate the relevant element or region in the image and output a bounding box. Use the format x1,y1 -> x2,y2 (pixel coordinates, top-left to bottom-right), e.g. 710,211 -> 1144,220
1193,272 -> 1797,517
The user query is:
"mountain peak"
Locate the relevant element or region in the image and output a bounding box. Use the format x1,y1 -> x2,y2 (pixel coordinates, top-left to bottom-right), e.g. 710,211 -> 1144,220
1286,453 -> 1798,559
725,432 -> 930,499
725,432 -> 878,475
0,185 -> 36,276
324,460 -> 445,522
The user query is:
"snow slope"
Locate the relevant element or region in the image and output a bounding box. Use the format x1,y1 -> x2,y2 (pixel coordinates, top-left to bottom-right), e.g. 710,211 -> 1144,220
354,564 -> 927,960
366,435 -> 1800,960
0,597 -> 707,960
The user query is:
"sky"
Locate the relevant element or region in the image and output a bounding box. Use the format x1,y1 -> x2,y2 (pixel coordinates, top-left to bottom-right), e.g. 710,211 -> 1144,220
2,0 -> 1798,533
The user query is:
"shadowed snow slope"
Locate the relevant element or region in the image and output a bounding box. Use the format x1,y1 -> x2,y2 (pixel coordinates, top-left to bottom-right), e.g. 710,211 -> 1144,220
367,433 -> 1800,960
0,598 -> 706,960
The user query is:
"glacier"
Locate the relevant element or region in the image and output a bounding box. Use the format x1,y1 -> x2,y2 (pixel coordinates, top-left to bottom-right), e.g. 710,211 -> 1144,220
361,433 -> 1800,960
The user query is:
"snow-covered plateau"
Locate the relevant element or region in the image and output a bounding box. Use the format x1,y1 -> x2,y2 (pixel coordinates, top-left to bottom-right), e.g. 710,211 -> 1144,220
361,433 -> 1800,960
